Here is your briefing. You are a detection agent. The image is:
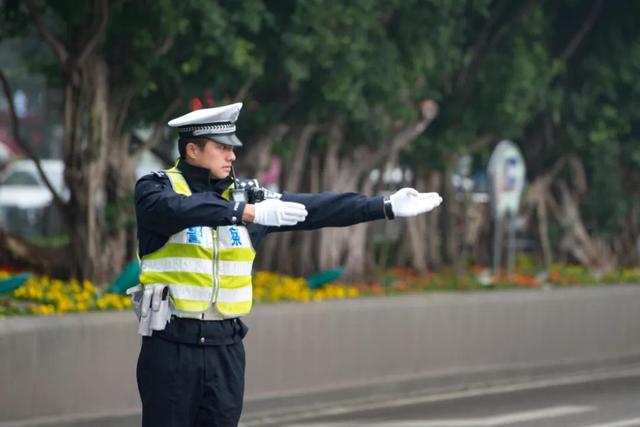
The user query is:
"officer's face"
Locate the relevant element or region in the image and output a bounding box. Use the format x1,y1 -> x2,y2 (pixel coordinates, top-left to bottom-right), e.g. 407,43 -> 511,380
187,140 -> 236,179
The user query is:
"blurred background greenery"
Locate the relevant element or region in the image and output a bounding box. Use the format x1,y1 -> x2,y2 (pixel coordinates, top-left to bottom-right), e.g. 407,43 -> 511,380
0,0 -> 638,313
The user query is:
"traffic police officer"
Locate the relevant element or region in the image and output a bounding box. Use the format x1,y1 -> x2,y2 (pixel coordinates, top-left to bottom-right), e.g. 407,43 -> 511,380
133,102 -> 443,427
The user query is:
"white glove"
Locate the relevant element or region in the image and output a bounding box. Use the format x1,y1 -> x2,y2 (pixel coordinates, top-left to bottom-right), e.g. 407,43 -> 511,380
254,199 -> 308,226
389,188 -> 443,217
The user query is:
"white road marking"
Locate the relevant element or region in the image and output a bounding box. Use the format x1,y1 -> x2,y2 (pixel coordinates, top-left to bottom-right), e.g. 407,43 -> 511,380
584,418 -> 640,427
242,366 -> 640,427
284,405 -> 595,426
479,405 -> 595,426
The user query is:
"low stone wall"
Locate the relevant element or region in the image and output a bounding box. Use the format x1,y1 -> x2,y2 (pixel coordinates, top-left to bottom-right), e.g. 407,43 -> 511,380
1,285 -> 640,425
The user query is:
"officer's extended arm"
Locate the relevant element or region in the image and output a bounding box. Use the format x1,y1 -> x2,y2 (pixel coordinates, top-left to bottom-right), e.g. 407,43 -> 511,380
136,174 -> 308,236
265,188 -> 442,233
266,192 -> 385,232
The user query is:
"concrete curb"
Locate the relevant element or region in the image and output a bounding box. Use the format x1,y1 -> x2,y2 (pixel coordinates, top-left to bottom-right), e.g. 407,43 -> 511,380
1,285 -> 640,426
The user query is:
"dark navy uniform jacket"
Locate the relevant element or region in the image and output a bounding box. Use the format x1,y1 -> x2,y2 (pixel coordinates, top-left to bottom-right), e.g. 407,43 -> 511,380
135,159 -> 386,259
135,159 -> 385,345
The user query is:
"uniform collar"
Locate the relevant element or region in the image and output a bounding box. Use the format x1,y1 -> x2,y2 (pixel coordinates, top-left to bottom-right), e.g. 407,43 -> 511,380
176,159 -> 233,194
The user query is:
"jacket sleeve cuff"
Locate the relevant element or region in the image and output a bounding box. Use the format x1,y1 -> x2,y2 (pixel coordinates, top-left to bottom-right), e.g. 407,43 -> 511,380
365,196 -> 386,221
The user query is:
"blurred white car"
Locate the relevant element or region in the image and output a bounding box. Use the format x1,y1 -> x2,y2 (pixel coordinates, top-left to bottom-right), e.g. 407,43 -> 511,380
0,159 -> 68,209
0,159 -> 69,236
0,154 -> 166,237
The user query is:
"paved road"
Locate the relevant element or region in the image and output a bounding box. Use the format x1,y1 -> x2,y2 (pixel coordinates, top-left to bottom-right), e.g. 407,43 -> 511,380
34,366 -> 640,427
245,367 -> 640,427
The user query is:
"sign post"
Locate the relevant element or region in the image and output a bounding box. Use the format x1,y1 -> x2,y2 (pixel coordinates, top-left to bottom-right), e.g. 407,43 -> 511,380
487,141 -> 526,277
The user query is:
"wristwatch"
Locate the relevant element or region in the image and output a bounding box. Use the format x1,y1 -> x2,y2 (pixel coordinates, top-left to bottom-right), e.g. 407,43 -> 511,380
383,196 -> 395,220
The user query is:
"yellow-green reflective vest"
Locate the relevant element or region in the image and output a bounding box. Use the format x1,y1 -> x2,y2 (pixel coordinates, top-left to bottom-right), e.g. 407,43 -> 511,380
139,166 -> 255,317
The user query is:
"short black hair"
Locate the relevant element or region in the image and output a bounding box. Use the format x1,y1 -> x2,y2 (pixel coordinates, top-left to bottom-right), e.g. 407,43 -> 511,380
178,138 -> 209,159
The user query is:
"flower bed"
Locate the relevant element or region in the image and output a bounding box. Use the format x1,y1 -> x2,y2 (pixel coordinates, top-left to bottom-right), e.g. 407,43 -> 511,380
253,271 -> 359,303
1,264 -> 639,317
1,270 -> 132,316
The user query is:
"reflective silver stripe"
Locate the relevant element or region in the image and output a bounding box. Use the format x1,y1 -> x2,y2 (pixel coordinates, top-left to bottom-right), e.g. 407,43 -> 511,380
173,308 -> 227,320
169,284 -> 213,301
142,257 -> 213,275
147,171 -> 255,316
217,285 -> 252,303
218,261 -> 253,276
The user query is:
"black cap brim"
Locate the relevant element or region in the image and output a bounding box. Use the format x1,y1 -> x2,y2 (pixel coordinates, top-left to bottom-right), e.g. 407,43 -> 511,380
204,133 -> 243,147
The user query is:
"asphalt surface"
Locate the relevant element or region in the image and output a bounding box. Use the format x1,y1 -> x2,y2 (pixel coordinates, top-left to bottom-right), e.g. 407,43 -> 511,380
24,366 -> 640,427
244,367 -> 640,427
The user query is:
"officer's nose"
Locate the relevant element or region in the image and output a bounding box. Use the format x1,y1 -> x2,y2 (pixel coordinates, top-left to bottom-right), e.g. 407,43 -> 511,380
228,150 -> 236,161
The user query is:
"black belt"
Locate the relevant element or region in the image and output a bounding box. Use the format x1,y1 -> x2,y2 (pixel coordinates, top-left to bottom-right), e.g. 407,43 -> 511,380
151,316 -> 248,345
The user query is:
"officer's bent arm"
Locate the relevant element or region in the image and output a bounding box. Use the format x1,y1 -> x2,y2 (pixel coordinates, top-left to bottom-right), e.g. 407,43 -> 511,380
135,175 -> 245,237
267,192 -> 385,232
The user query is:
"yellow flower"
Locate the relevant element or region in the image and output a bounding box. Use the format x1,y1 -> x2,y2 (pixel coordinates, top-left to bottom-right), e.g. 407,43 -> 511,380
30,303 -> 56,316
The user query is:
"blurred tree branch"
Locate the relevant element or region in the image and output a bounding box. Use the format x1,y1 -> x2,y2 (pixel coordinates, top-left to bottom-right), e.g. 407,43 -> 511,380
0,68 -> 66,208
23,0 -> 69,67
557,0 -> 604,62
456,0 -> 509,89
76,0 -> 110,65
456,0 -> 536,92
132,97 -> 181,161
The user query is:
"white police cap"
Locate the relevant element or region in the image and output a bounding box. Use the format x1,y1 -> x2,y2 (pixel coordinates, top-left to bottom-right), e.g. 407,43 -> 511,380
168,102 -> 243,147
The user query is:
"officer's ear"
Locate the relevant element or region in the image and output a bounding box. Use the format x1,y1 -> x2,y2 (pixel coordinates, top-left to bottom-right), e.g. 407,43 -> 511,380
184,139 -> 208,160
185,142 -> 198,160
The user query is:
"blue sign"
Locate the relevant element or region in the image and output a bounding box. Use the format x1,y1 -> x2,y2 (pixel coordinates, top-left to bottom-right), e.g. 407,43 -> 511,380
229,227 -> 242,246
487,140 -> 526,220
186,227 -> 203,244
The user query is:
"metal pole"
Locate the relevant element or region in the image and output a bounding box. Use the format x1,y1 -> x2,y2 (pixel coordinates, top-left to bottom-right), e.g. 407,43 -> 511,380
492,215 -> 503,277
506,210 -> 517,277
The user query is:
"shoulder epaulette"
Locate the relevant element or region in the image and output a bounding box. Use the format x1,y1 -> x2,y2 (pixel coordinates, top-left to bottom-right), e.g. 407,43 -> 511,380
152,171 -> 166,178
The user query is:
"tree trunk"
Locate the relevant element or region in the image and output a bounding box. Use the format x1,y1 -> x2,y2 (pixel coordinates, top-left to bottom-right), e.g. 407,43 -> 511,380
296,154 -> 322,276
235,124 -> 288,178
63,58 -> 106,282
442,161 -> 459,264
405,174 -> 429,273
254,125 -> 317,273
274,124 -> 317,273
260,103 -> 438,279
426,171 -> 443,268
342,178 -> 374,280
19,1 -> 160,285
62,57 -> 136,285
104,133 -> 137,277
317,119 -> 357,272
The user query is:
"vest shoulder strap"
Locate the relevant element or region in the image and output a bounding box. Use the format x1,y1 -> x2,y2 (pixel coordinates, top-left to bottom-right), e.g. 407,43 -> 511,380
163,166 -> 191,196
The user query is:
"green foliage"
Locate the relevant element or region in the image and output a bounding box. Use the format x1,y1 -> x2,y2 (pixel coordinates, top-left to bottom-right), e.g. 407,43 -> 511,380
281,0 -> 396,119
548,0 -> 640,233
109,0 -> 269,126
2,0 -> 639,257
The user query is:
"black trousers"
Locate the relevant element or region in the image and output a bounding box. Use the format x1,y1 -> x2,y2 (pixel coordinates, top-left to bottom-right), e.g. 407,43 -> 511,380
137,321 -> 246,427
